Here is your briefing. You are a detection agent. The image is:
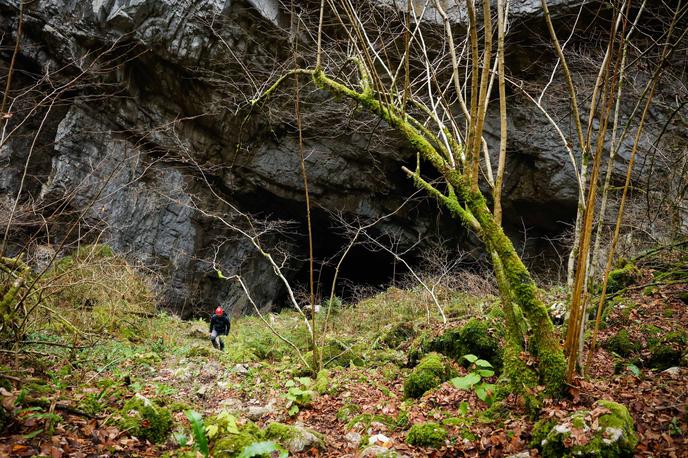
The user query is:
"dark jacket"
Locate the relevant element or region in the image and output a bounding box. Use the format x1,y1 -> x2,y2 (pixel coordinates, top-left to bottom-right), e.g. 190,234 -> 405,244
210,312 -> 231,335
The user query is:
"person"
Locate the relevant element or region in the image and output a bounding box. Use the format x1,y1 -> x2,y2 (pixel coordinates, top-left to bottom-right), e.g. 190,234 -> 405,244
209,306 -> 230,350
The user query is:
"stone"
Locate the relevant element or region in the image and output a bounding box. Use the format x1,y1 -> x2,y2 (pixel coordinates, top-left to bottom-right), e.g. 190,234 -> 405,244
361,445 -> 408,457
344,431 -> 362,447
245,404 -> 274,421
662,366 -> 680,376
232,363 -> 249,374
264,422 -> 325,453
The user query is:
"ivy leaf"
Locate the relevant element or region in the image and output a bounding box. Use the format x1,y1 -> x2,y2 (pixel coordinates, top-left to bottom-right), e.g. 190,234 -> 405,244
451,373 -> 481,390
475,359 -> 493,368
297,377 -> 312,386
288,404 -> 300,416
627,364 -> 641,377
238,441 -> 288,458
463,354 -> 478,364
478,369 -> 495,377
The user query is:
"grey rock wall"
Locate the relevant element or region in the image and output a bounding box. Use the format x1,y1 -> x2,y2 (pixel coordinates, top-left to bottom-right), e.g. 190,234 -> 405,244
0,0 -> 677,316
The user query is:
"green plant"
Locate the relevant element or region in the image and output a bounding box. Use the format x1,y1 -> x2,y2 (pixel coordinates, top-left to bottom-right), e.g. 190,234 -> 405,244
18,407 -> 62,438
284,377 -> 316,416
238,441 -> 288,458
186,410 -> 209,458
450,354 -> 497,405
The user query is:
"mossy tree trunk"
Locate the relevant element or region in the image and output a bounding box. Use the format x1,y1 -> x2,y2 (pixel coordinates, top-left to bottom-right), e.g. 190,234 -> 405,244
255,68 -> 566,394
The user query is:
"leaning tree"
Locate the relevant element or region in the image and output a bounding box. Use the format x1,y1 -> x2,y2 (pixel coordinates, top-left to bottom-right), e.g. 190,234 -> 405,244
252,0 -> 566,398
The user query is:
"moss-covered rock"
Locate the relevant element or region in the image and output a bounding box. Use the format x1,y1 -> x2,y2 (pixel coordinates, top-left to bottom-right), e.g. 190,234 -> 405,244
336,402 -> 361,422
606,263 -> 638,294
406,422 -> 447,448
380,322 -> 416,349
320,339 -> 365,367
647,330 -> 686,370
403,352 -> 454,399
212,426 -> 263,457
185,345 -> 212,358
313,369 -> 331,394
409,319 -> 503,371
457,319 -> 502,369
531,400 -> 638,457
118,395 -> 172,443
603,330 -> 639,357
264,422 -> 325,453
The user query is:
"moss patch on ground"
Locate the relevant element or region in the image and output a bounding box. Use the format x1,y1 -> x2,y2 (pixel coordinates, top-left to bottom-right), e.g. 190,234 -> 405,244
406,422 -> 447,447
117,395 -> 172,443
403,352 -> 455,399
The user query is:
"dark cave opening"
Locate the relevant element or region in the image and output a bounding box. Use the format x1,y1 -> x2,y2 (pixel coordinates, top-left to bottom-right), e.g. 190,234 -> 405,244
234,189 -> 424,306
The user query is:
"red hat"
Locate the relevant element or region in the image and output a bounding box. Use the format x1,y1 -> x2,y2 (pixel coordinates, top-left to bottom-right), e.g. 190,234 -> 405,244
215,306 -> 223,316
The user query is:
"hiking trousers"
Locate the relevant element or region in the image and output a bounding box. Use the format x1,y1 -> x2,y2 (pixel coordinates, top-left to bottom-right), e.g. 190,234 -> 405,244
210,329 -> 225,350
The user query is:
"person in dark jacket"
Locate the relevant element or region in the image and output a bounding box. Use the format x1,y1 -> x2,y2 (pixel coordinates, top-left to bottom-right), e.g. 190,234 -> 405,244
209,306 -> 231,350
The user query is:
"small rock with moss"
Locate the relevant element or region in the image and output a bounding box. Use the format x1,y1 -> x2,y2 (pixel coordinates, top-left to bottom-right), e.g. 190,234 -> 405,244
264,422 -> 325,453
603,330 -> 639,357
403,352 -> 454,399
606,263 -> 638,293
185,345 -> 212,358
212,423 -> 264,457
531,400 -> 638,457
405,422 -> 447,448
118,394 -> 172,443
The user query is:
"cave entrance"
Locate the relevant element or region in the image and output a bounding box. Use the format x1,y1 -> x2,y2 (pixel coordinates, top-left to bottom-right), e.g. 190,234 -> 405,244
234,191 -> 427,308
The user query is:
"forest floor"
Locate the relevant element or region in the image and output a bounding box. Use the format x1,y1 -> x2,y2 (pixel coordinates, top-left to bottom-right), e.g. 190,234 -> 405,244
0,253 -> 686,457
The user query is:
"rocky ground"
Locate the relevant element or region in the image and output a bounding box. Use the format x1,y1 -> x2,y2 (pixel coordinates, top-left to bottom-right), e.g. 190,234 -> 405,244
0,258 -> 686,457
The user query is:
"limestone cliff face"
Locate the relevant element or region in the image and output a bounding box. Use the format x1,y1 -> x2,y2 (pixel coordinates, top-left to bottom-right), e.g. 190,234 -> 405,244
0,0 -> 675,315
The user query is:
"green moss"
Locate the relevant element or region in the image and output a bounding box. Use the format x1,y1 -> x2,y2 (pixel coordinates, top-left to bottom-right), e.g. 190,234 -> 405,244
186,345 -> 212,358
336,402 -> 361,422
458,319 -> 502,369
314,369 -> 331,395
118,396 -> 172,443
603,330 -> 640,357
411,319 -> 503,371
320,339 -> 365,367
380,322 -> 416,349
406,422 -> 447,448
403,352 -> 455,399
213,428 -> 262,457
531,401 -> 637,457
530,419 -> 556,449
647,330 -> 686,370
406,332 -> 432,367
606,263 -> 638,294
